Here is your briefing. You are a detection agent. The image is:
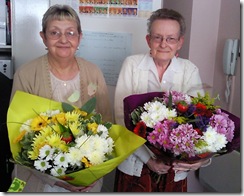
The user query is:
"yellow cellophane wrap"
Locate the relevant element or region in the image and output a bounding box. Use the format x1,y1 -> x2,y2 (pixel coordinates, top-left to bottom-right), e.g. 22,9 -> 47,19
7,91 -> 146,186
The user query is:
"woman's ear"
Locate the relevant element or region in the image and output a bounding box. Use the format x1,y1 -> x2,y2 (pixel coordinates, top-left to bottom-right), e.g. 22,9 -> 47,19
39,31 -> 48,48
177,36 -> 184,50
78,32 -> 83,45
146,34 -> 151,48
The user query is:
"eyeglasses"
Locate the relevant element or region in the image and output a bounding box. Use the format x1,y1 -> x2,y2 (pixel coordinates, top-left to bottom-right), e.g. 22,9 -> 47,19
150,34 -> 180,44
46,30 -> 79,40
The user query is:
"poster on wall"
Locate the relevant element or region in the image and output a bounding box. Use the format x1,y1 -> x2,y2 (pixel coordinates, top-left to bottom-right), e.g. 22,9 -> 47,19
50,0 -> 154,18
79,0 -> 153,18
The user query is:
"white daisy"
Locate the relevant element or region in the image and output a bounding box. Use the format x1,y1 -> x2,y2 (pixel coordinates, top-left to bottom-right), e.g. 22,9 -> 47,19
39,145 -> 54,161
53,152 -> 69,168
50,166 -> 66,176
34,159 -> 51,172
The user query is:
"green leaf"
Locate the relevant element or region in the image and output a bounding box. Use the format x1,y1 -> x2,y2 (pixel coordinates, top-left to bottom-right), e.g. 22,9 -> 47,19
81,97 -> 96,114
103,122 -> 112,130
62,102 -> 75,112
91,113 -> 102,124
57,121 -> 70,133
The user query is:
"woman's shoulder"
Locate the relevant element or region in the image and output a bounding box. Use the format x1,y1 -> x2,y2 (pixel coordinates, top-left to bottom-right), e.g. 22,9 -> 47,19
175,57 -> 198,69
124,53 -> 146,61
15,55 -> 46,73
76,56 -> 99,69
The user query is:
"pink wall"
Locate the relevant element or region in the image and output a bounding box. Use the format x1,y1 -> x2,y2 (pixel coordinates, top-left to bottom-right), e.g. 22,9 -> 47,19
163,0 -> 240,117
163,0 -> 241,192
213,0 -> 240,117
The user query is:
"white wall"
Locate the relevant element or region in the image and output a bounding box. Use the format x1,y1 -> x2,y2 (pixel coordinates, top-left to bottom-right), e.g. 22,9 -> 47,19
11,0 -> 48,72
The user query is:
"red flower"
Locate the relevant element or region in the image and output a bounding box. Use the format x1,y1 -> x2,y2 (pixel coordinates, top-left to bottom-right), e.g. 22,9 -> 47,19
194,103 -> 207,116
197,152 -> 212,159
176,101 -> 189,113
133,121 -> 147,138
194,128 -> 203,136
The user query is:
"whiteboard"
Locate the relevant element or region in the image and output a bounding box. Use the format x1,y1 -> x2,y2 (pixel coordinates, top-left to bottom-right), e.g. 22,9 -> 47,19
77,31 -> 132,86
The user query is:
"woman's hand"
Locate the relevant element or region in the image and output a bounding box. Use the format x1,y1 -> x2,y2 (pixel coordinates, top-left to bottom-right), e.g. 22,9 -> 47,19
146,157 -> 171,175
172,158 -> 211,173
55,180 -> 98,192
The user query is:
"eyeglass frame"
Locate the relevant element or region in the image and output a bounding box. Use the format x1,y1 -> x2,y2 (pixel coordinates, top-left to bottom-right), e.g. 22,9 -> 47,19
45,30 -> 80,40
149,34 -> 180,45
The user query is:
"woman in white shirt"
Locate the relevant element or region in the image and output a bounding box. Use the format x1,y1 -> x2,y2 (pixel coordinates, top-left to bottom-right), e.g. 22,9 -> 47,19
114,8 -> 211,192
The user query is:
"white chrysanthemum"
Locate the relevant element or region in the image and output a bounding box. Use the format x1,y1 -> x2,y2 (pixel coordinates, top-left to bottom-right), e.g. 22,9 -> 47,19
202,127 -> 227,152
145,101 -> 165,113
54,152 -> 69,168
34,159 -> 51,172
141,101 -> 176,128
106,137 -> 115,153
202,127 -> 217,144
76,136 -> 93,156
67,147 -> 83,167
20,119 -> 32,132
212,134 -> 227,151
165,108 -> 177,119
140,112 -> 156,128
50,166 -> 66,176
150,108 -> 167,122
97,124 -> 109,138
143,101 -> 154,111
75,135 -> 89,146
39,145 -> 54,161
91,135 -> 109,154
87,150 -> 105,165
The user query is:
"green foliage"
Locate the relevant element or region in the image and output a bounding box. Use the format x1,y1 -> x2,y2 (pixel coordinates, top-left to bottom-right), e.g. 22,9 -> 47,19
62,97 -> 97,114
191,92 -> 220,110
62,102 -> 75,112
131,106 -> 145,125
80,97 -> 96,114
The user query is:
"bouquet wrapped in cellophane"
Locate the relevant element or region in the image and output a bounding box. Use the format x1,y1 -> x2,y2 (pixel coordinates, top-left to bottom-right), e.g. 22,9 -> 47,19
7,91 -> 146,187
123,91 -> 240,181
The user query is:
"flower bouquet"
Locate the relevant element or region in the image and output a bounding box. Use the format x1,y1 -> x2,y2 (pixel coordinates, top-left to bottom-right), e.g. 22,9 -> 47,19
7,91 -> 146,187
123,91 -> 240,182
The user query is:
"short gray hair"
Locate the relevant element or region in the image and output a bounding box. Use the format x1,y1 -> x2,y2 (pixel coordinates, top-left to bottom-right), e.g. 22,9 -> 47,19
42,4 -> 82,34
147,8 -> 186,36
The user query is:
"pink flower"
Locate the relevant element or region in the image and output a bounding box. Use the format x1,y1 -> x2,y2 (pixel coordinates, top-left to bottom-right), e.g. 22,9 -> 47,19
169,124 -> 200,157
209,109 -> 235,142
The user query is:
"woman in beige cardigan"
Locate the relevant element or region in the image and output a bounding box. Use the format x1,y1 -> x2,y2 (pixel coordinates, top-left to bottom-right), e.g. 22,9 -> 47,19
10,4 -> 112,192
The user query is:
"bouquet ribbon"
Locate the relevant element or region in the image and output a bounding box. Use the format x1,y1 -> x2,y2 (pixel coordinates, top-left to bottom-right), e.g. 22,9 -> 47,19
7,91 -> 146,186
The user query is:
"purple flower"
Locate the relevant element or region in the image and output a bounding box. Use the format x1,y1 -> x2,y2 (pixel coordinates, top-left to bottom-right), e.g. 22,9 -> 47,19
209,109 -> 235,142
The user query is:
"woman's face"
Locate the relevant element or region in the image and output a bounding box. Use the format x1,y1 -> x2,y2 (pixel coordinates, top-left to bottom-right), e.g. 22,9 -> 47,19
146,19 -> 184,63
40,19 -> 81,59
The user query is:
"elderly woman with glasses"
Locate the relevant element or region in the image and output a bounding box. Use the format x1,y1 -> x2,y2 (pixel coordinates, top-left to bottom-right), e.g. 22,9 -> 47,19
10,4 -> 112,192
113,8 -> 211,192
